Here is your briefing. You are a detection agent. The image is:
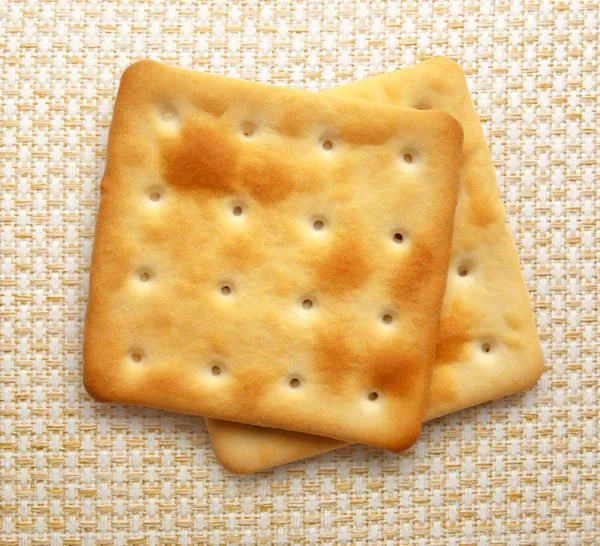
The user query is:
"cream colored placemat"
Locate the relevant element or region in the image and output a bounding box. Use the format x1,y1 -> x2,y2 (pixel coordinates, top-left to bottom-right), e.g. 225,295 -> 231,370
1,1 -> 598,544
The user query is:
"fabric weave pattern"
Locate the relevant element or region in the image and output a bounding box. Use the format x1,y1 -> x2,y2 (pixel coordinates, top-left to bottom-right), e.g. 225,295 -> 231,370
0,1 -> 598,544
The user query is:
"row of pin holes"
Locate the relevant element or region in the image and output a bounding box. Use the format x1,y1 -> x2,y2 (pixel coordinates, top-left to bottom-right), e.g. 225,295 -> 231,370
163,110 -> 415,163
209,362 -> 378,400
137,269 -> 392,325
147,189 -> 406,244
240,121 -> 414,163
132,340 -> 492,369
149,190 -> 329,234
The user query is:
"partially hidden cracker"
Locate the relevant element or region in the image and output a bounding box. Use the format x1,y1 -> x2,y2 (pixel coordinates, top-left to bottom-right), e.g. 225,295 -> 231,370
205,57 -> 544,474
84,60 -> 463,452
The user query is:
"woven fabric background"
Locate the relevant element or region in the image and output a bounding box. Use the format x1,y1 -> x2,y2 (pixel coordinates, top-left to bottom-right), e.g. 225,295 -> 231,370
1,0 -> 598,544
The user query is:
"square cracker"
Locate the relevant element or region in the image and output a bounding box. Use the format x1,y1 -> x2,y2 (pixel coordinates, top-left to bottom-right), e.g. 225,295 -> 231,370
83,60 -> 463,452
206,57 -> 544,473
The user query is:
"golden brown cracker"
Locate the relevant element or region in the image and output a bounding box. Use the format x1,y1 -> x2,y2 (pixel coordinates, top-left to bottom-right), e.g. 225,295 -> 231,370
84,60 -> 463,452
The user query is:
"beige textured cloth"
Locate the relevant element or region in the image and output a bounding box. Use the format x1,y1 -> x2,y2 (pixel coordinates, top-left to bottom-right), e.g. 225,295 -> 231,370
0,1 -> 598,544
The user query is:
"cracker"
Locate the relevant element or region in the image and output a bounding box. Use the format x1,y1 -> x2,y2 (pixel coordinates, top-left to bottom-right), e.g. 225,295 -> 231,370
83,60 -> 463,452
206,57 -> 544,473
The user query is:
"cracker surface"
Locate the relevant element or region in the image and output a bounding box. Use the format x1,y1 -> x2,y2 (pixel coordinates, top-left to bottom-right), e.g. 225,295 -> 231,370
84,60 -> 463,451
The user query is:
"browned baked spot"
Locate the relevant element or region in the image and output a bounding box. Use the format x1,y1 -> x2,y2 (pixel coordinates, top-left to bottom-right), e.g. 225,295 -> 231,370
189,84 -> 232,118
92,224 -> 135,294
313,331 -> 357,393
314,234 -> 373,295
238,150 -> 297,204
337,110 -> 397,145
366,341 -> 425,399
137,364 -> 181,407
82,368 -> 117,403
82,306 -> 130,402
388,237 -> 441,308
161,117 -> 299,202
466,192 -> 501,228
228,366 -> 274,414
425,362 -> 457,409
434,297 -> 482,365
462,168 -> 501,227
161,120 -> 238,195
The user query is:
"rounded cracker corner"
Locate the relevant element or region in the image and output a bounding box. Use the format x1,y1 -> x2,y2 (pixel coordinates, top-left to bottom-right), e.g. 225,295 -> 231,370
82,376 -> 108,403
521,343 -> 545,392
427,56 -> 467,82
121,59 -> 158,77
81,358 -> 112,403
433,109 -> 465,146
118,59 -> 164,90
210,442 -> 257,475
207,421 -> 285,475
385,420 -> 423,454
214,454 -> 256,476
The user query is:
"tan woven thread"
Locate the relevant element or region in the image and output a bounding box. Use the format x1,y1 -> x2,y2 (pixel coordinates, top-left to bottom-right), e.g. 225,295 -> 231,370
0,0 -> 598,544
